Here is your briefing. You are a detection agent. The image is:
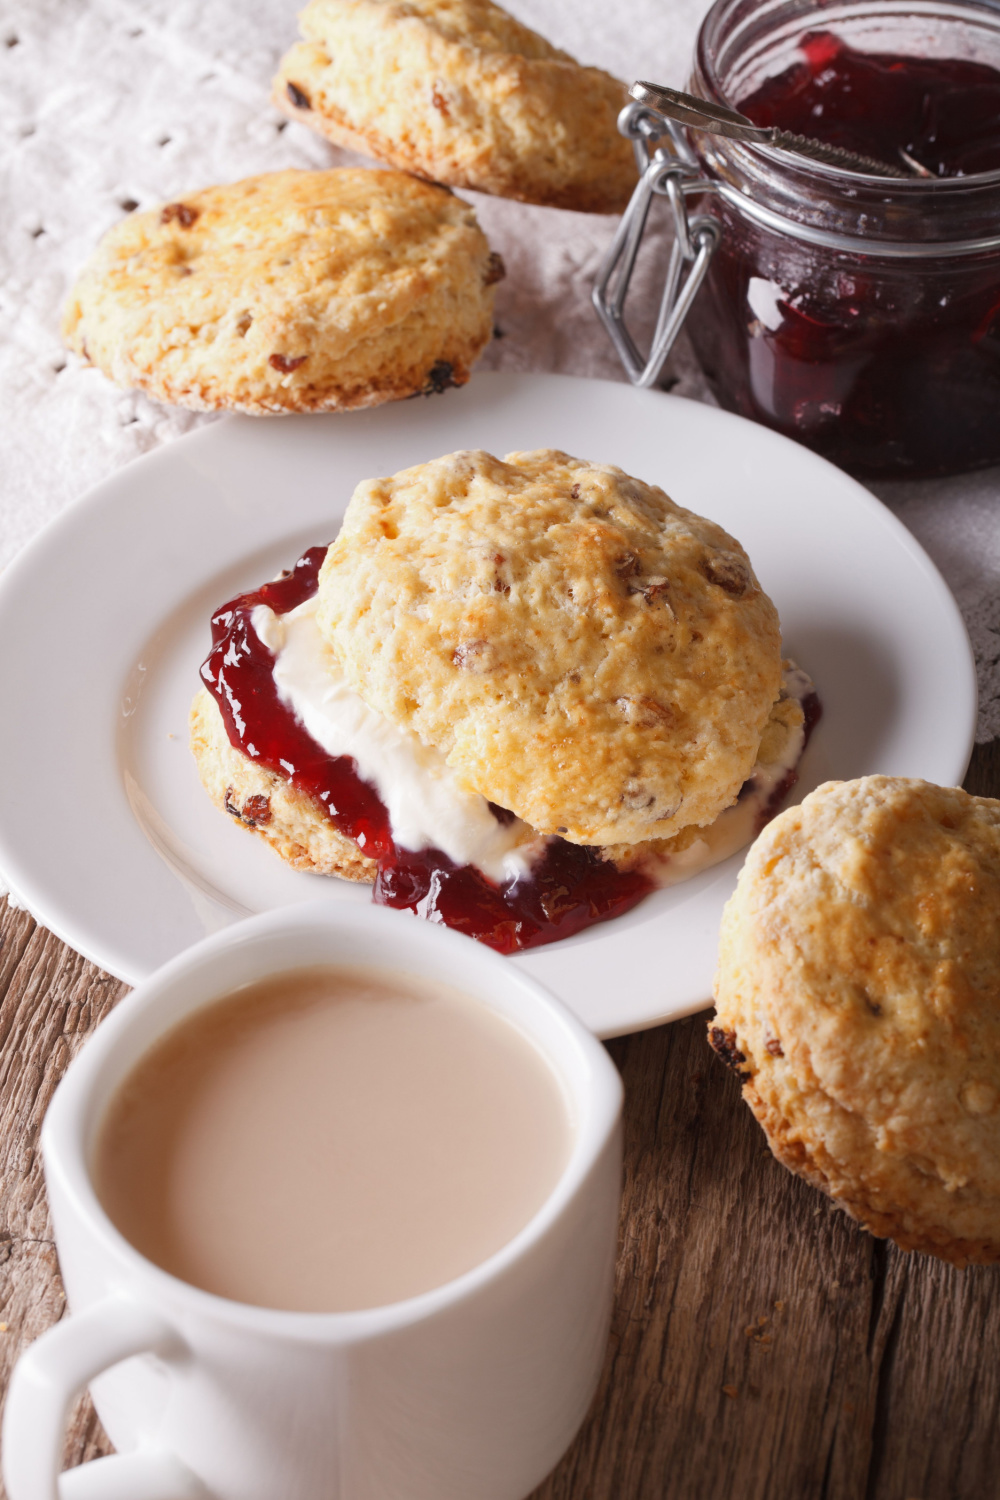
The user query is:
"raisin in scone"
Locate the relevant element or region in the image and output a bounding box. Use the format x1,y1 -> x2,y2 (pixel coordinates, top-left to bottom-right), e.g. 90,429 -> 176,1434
711,776 -> 1000,1266
62,168 -> 502,414
273,0 -> 637,213
190,687 -> 377,881
316,449 -> 783,847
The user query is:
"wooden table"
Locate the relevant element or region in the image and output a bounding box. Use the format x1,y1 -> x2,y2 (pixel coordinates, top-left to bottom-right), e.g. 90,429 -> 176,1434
2,741 -> 998,1500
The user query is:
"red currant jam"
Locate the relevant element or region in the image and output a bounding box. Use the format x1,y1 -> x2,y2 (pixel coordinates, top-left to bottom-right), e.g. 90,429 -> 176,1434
685,29 -> 1000,478
201,549 -> 656,954
741,30 -> 1000,178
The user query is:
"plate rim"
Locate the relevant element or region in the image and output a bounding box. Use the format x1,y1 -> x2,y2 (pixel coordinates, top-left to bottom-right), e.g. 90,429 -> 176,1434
0,372 -> 978,1033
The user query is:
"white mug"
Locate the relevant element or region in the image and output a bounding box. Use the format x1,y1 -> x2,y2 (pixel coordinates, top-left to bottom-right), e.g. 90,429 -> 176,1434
3,902 -> 623,1500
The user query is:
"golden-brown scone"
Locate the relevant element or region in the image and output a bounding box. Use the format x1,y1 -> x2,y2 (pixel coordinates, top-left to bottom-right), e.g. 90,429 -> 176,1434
62,168 -> 502,414
711,776 -> 1000,1267
317,448 -> 783,847
189,688 -> 377,880
273,0 -> 637,213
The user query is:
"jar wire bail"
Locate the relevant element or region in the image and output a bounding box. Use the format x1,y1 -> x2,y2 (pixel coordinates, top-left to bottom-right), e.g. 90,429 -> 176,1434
592,102 -> 721,389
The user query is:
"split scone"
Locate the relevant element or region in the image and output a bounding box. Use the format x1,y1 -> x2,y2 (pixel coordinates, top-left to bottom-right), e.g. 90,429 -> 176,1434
192,450 -> 817,952
62,168 -> 502,414
273,0 -> 637,213
711,776 -> 1000,1266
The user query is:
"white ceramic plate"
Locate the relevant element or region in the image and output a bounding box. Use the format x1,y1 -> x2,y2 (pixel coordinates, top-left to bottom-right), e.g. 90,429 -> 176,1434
0,373 -> 976,1036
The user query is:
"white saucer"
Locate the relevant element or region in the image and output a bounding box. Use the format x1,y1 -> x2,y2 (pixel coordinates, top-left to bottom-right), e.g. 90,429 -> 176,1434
0,373 -> 976,1036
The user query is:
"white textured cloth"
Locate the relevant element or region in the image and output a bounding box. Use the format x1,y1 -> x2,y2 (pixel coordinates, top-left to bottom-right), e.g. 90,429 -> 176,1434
0,0 -> 997,753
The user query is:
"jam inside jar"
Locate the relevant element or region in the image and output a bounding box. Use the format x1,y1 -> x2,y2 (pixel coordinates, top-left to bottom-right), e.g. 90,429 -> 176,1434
683,0 -> 1000,478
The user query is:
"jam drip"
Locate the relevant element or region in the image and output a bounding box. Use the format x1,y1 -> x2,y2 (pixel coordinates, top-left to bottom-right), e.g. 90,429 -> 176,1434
741,31 -> 1000,177
202,549 -> 655,953
203,549 -> 393,860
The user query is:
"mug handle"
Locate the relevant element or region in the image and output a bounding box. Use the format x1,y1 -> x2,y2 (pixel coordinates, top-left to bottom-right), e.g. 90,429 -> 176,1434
2,1293 -> 204,1500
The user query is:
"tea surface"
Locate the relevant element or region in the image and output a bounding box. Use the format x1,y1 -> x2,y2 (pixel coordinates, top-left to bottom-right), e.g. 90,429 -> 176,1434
94,965 -> 572,1312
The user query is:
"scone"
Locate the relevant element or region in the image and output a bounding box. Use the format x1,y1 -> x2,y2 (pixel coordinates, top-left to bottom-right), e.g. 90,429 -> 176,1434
604,674 -> 815,877
711,776 -> 1000,1266
192,453 -> 809,953
273,0 -> 637,213
317,449 -> 783,846
62,168 -> 502,414
192,671 -> 812,884
190,686 -> 376,882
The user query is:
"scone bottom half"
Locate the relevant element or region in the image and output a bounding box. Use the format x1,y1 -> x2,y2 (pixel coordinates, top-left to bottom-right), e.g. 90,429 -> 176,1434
192,450 -> 820,955
62,168 -> 503,415
711,776 -> 1000,1268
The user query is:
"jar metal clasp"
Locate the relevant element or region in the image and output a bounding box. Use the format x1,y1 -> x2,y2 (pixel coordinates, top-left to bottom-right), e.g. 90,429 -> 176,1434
593,102 -> 720,388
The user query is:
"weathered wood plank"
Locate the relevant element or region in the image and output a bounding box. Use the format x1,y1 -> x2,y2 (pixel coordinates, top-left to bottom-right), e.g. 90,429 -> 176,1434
0,737 -> 997,1498
963,735 -> 1000,799
532,1019 -> 1000,1500
0,912 -> 125,1482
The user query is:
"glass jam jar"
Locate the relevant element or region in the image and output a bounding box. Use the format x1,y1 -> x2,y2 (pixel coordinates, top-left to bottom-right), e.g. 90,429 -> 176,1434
598,0 -> 1000,479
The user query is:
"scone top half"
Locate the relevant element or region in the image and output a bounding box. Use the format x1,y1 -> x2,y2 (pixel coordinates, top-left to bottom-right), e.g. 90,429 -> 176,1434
317,449 -> 783,847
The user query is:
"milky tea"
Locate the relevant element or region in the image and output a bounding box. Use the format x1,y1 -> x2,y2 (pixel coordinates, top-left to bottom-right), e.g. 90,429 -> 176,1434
93,966 -> 574,1313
